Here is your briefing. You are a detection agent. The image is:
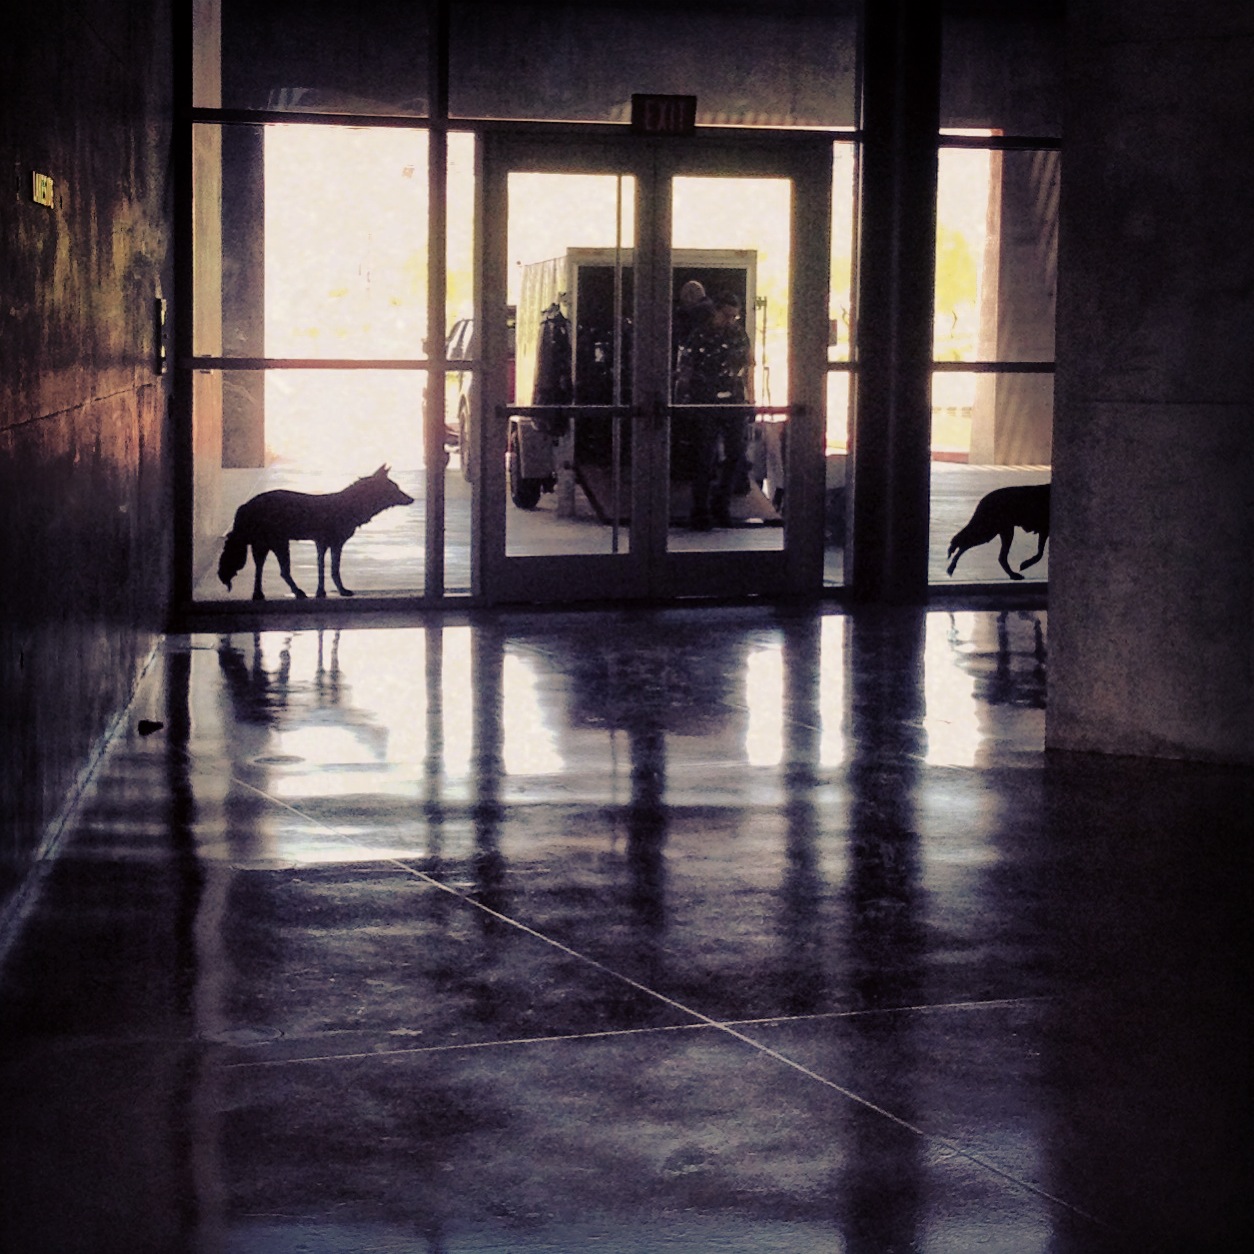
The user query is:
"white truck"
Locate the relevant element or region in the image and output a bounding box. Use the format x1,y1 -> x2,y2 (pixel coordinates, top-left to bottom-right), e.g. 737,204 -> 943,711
507,247 -> 771,522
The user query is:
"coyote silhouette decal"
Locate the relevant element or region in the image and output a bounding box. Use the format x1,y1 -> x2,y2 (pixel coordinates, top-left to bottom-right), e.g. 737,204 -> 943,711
947,483 -> 1050,581
218,465 -> 414,600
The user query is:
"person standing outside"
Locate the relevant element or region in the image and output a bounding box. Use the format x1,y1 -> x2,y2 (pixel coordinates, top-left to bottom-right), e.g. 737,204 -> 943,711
674,290 -> 753,529
672,279 -> 714,358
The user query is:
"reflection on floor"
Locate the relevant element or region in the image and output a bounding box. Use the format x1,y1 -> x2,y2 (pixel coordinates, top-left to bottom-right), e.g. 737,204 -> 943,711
2,607 -> 1247,1253
194,463 -> 1051,601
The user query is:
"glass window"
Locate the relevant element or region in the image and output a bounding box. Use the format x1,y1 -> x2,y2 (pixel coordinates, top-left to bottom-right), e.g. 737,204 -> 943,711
504,172 -> 637,558
828,143 -> 857,366
941,2 -> 1064,137
934,147 -> 1057,364
189,121 -> 442,602
217,0 -> 431,116
823,142 -> 856,589
931,144 -> 1056,585
450,0 -> 859,128
929,442 -> 1052,584
668,175 -> 791,551
192,369 -> 428,601
823,372 -> 851,589
195,124 -> 431,362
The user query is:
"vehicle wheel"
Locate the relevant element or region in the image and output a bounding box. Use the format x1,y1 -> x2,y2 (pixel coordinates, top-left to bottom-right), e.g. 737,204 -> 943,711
508,428 -> 543,509
458,401 -> 474,483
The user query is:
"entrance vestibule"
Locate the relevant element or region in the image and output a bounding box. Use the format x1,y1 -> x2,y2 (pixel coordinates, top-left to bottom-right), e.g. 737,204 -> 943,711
474,133 -> 831,605
191,129 -> 835,606
184,4 -> 1056,610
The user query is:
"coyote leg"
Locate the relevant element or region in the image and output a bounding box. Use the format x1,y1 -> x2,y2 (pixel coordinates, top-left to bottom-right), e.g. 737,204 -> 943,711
314,542 -> 329,598
997,528 -> 1024,580
273,541 -> 307,598
250,545 -> 268,600
1020,529 -> 1049,572
330,545 -> 354,597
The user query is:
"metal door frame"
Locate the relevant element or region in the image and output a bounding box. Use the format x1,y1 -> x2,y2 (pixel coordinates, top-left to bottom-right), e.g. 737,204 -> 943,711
474,129 -> 831,605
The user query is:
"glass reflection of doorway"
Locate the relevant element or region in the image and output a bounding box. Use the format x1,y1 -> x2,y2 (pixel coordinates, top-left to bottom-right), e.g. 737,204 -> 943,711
478,134 -> 830,606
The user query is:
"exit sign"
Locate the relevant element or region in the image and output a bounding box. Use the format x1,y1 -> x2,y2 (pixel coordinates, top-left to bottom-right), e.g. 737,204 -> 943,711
631,94 -> 697,137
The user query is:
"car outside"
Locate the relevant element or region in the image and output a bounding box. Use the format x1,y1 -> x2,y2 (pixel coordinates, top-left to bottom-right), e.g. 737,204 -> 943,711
441,312 -> 515,482
443,317 -> 475,477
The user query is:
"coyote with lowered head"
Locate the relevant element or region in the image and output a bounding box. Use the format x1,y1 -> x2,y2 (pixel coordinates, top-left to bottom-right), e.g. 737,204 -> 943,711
946,483 -> 1050,581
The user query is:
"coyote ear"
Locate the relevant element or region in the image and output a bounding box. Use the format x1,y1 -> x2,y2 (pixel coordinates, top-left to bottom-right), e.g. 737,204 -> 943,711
375,463 -> 389,476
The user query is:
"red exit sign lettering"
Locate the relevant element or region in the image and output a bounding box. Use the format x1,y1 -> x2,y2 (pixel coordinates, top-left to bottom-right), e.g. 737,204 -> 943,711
631,95 -> 697,137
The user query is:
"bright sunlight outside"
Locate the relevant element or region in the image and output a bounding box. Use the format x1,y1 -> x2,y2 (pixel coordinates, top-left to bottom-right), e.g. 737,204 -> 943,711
261,127 -> 475,478
258,129 -> 994,473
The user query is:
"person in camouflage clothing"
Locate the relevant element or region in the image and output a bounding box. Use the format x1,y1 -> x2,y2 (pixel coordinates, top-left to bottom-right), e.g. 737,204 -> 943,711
674,290 -> 753,529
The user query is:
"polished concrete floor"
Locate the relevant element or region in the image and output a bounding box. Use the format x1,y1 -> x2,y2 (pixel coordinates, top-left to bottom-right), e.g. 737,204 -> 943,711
1,607 -> 1248,1253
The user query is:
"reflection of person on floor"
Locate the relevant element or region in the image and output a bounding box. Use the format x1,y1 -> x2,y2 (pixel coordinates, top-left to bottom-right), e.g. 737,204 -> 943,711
675,290 -> 753,529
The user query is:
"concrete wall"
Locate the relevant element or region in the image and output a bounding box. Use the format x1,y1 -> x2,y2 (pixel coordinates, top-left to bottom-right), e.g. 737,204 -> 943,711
1049,1 -> 1254,762
0,0 -> 175,920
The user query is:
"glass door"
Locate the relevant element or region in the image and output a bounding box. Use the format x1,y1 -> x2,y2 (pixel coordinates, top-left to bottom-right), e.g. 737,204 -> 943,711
475,133 -> 830,604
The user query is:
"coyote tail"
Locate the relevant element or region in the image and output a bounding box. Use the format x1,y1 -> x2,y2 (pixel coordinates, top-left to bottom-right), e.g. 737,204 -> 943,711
948,498 -> 994,556
947,522 -> 975,557
218,528 -> 248,589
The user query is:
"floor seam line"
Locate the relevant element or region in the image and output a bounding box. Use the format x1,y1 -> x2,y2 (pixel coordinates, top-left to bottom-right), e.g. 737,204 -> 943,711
223,771 -> 1111,1233
218,996 -> 1054,1068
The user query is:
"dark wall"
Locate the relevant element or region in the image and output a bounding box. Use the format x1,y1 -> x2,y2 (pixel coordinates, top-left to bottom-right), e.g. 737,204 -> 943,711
0,0 -> 175,919
1049,0 -> 1254,762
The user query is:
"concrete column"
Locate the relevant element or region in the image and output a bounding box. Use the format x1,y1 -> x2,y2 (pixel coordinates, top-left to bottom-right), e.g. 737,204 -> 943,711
849,1 -> 941,603
1048,1 -> 1254,763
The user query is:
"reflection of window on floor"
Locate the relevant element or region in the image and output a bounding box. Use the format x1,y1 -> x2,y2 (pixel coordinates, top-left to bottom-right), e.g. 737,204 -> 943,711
923,612 -> 982,767
745,642 -> 785,768
440,628 -> 475,782
502,652 -> 564,777
818,616 -> 847,768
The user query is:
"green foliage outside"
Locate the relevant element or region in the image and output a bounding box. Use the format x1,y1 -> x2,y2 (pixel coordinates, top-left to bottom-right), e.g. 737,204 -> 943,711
934,225 -> 979,359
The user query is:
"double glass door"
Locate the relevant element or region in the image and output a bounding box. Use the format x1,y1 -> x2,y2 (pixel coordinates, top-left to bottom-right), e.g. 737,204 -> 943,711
472,132 -> 831,603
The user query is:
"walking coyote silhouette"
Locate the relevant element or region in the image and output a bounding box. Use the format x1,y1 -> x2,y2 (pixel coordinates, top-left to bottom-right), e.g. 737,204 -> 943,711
946,483 -> 1050,580
218,465 -> 414,600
